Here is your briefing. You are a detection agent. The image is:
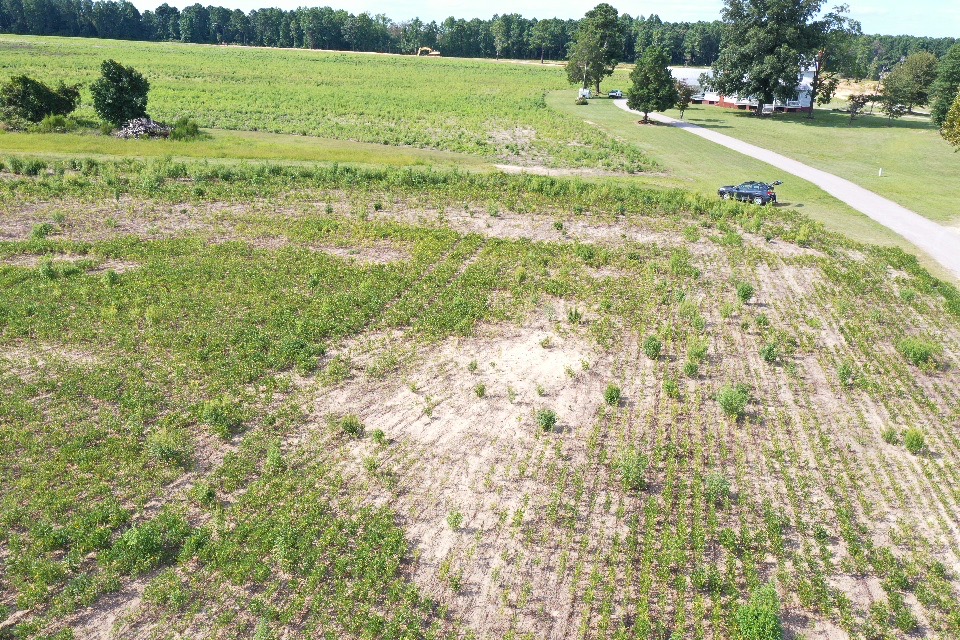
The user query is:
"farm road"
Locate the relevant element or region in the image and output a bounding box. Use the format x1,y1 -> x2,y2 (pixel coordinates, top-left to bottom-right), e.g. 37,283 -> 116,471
614,99 -> 960,281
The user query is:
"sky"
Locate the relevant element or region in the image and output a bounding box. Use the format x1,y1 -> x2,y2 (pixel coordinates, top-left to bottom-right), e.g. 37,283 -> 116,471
129,0 -> 960,38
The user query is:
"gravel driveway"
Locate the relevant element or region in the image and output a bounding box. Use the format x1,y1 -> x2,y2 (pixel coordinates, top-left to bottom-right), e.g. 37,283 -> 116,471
614,100 -> 960,281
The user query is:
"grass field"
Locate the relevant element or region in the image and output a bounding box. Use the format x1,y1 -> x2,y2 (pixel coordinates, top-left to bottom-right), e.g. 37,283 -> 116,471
0,35 -> 649,172
3,34 -> 960,640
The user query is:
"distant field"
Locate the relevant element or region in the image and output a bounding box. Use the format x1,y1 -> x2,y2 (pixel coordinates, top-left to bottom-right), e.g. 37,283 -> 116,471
0,35 -> 649,172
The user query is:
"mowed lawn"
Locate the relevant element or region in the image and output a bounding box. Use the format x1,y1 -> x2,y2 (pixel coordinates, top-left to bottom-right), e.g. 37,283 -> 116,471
658,103 -> 959,225
548,91 -> 955,279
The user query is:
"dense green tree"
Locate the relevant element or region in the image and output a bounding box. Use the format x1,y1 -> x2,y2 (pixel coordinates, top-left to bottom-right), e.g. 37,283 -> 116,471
565,3 -> 624,93
806,5 -> 860,118
566,23 -> 605,90
712,0 -> 828,116
627,47 -> 678,123
0,0 -> 952,71
90,59 -> 149,125
942,92 -> 960,149
883,51 -> 939,112
931,45 -> 960,127
0,74 -> 80,123
529,18 -> 566,63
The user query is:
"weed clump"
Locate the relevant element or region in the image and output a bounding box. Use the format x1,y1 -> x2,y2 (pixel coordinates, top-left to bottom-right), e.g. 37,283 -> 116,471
896,338 -> 940,368
737,584 -> 783,640
604,384 -> 621,406
705,473 -> 731,506
446,510 -> 464,530
146,425 -> 191,466
736,281 -> 755,303
881,426 -> 899,445
200,397 -> 244,439
473,383 -> 486,398
328,413 -> 364,438
617,446 -> 648,492
536,409 -> 557,432
904,428 -> 925,455
371,428 -> 387,446
104,509 -> 191,576
643,335 -> 662,359
760,343 -> 779,364
717,384 -> 750,419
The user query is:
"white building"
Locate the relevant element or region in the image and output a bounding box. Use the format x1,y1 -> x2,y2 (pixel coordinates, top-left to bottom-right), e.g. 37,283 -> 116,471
670,66 -> 814,113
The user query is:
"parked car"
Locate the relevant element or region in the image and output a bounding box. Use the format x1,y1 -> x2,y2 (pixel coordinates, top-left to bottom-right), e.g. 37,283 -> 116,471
608,89 -> 623,98
718,180 -> 783,205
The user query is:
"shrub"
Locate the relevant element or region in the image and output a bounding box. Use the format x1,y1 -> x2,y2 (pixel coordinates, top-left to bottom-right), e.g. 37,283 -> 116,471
736,282 -> 755,303
604,384 -> 621,406
683,360 -> 698,377
371,428 -> 387,445
446,510 -> 464,530
737,584 -> 783,640
567,307 -> 583,324
617,446 -> 648,491
904,428 -> 925,455
643,335 -> 662,359
22,159 -> 46,176
705,473 -> 731,506
896,338 -> 940,367
0,74 -> 80,123
169,117 -> 205,141
717,384 -> 750,419
536,409 -> 557,432
91,59 -> 150,125
34,114 -> 79,133
474,383 -> 486,398
467,359 -> 478,372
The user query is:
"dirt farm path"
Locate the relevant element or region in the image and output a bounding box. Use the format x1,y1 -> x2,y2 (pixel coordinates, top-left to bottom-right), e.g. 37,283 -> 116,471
613,99 -> 960,281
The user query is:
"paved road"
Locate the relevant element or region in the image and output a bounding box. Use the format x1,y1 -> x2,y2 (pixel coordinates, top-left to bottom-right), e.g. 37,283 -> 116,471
614,100 -> 960,281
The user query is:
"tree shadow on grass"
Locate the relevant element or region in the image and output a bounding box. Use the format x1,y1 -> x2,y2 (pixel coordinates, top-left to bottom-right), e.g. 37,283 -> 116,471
697,109 -> 934,131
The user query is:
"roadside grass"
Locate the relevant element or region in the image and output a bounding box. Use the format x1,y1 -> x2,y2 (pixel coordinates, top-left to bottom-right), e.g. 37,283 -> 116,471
657,104 -> 958,225
0,35 -> 650,171
548,92 -> 957,281
0,128 -> 486,168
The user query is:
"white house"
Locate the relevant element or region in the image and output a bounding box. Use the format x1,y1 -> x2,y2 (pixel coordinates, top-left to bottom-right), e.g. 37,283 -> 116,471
670,66 -> 814,113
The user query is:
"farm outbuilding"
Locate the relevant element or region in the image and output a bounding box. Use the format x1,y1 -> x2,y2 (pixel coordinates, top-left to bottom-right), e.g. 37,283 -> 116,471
671,66 -> 814,113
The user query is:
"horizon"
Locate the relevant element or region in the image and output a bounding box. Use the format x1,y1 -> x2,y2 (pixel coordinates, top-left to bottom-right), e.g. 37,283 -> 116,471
122,0 -> 960,39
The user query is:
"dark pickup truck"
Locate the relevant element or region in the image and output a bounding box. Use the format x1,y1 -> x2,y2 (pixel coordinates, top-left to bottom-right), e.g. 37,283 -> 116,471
718,180 -> 783,206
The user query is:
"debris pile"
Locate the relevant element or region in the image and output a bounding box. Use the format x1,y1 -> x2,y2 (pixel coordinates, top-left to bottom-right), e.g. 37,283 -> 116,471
114,118 -> 171,139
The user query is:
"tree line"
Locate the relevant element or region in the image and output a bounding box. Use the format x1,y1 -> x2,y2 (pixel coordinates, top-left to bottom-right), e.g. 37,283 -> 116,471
0,0 -> 954,78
